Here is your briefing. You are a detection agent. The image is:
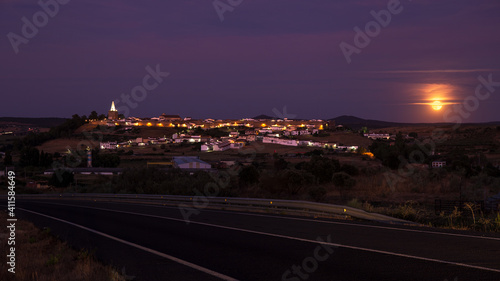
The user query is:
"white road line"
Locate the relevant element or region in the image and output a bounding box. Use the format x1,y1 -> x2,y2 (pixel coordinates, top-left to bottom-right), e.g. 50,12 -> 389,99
219,211 -> 500,241
30,200 -> 500,241
19,203 -> 500,273
18,208 -> 239,281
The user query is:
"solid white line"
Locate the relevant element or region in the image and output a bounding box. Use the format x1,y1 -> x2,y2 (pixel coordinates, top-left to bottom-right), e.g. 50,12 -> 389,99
32,200 -> 500,241
219,211 -> 500,241
18,208 -> 239,281
20,203 -> 500,273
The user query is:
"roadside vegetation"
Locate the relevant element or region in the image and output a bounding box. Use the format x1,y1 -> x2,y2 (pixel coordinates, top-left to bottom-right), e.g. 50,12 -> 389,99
0,211 -> 126,281
347,198 -> 500,232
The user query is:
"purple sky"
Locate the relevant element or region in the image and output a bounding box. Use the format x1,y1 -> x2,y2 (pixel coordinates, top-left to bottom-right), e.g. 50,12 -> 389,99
2,0 -> 500,123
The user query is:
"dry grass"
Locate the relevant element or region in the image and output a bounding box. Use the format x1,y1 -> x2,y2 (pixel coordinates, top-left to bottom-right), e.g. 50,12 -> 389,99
36,138 -> 100,154
0,211 -> 126,281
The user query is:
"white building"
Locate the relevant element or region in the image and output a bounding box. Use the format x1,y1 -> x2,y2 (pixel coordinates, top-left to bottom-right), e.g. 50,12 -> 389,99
100,141 -> 117,150
213,141 -> 231,151
364,133 -> 390,140
337,145 -> 358,152
263,137 -> 299,146
173,156 -> 211,169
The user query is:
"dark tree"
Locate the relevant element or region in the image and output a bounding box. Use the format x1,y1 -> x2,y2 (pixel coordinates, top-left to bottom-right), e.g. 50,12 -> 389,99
3,151 -> 13,166
20,147 -> 40,167
89,111 -> 99,120
303,156 -> 340,183
274,158 -> 289,171
239,165 -> 260,186
49,170 -> 74,187
332,172 -> 356,199
341,164 -> 359,176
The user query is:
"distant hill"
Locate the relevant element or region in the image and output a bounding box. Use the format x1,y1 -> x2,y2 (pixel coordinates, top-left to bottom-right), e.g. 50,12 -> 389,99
0,117 -> 67,128
252,114 -> 274,120
329,115 -> 500,129
329,115 -> 409,129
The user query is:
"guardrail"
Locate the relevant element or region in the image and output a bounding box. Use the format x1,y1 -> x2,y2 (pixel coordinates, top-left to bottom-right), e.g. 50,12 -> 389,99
12,193 -> 415,225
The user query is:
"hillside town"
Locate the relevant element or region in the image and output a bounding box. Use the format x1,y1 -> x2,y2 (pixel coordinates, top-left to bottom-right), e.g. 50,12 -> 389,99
97,101 -> 361,154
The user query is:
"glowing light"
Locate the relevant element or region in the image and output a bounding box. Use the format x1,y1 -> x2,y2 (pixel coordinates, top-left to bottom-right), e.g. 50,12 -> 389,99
431,101 -> 443,110
147,122 -> 152,126
413,84 -> 459,109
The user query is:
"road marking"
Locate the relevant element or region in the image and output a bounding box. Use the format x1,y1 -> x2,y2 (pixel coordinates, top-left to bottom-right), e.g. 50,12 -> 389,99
18,208 -> 239,281
19,203 -> 500,273
218,211 -> 500,241
27,200 -> 500,242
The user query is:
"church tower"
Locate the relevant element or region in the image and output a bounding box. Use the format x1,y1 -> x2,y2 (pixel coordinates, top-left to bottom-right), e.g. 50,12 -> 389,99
108,101 -> 119,120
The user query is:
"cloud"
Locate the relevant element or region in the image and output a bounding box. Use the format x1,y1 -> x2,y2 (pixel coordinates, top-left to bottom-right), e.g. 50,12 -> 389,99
367,69 -> 500,74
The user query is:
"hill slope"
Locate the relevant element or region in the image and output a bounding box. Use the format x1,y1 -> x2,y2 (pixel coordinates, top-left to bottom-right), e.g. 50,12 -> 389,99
0,117 -> 67,128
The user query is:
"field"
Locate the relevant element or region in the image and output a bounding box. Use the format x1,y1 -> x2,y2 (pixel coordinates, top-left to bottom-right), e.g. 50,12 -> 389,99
36,138 -> 100,154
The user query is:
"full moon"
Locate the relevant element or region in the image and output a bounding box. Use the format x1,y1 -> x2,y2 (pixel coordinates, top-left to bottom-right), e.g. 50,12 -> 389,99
431,101 -> 442,110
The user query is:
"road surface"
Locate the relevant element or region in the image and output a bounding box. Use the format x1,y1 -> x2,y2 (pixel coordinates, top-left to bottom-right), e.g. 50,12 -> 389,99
8,198 -> 500,281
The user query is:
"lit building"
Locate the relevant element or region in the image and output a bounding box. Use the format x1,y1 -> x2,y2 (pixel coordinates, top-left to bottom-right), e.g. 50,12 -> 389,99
108,101 -> 119,120
173,156 -> 211,169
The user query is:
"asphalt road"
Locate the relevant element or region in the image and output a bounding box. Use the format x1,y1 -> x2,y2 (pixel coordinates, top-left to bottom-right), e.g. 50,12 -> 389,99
8,199 -> 500,281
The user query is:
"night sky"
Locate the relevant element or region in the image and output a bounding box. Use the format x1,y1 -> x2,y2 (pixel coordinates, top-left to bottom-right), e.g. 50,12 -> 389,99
2,0 -> 500,123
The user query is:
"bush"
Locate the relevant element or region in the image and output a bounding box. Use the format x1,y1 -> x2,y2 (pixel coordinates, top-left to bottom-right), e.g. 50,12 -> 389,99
309,187 -> 326,202
239,165 -> 260,186
341,164 -> 359,176
347,198 -> 362,209
49,170 -> 74,188
332,172 -> 356,199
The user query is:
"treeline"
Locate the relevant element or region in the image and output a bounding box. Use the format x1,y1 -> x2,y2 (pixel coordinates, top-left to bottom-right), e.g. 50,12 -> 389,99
14,114 -> 87,150
369,132 -> 500,178
251,155 -> 359,200
4,112 -> 109,169
92,168 -> 221,195
81,155 -> 359,201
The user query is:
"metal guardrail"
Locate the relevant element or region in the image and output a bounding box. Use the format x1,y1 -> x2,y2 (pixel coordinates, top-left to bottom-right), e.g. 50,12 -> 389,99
12,193 -> 415,225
